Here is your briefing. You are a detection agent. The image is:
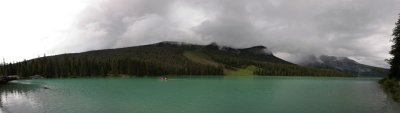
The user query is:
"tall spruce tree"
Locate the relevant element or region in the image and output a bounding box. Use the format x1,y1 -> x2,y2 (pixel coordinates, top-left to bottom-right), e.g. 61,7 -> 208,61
389,14 -> 400,79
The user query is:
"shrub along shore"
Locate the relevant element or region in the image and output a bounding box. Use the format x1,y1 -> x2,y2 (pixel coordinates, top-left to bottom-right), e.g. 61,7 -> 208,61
380,78 -> 400,102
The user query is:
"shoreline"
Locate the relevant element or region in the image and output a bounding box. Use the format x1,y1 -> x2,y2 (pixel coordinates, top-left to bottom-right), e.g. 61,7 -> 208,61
386,94 -> 400,112
378,78 -> 400,112
0,76 -> 19,84
0,75 -> 385,84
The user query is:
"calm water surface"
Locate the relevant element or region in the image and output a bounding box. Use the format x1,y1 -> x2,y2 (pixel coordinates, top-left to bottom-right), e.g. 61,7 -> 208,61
0,76 -> 396,113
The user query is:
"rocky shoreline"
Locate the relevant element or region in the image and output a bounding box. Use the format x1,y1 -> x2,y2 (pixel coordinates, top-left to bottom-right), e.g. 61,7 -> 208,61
0,76 -> 19,84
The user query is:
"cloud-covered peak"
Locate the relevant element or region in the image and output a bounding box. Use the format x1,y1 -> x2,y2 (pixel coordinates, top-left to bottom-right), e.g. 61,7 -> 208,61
45,0 -> 400,68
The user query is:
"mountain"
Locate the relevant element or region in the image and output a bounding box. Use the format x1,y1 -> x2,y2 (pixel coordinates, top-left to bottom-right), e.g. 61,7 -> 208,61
0,41 -> 352,78
296,55 -> 389,77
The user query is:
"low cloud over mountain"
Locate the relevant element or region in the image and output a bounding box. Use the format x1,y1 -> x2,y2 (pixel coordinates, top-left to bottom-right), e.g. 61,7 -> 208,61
1,0 -> 400,68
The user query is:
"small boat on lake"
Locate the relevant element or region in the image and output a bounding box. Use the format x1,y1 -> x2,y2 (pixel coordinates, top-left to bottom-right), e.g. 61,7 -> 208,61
160,76 -> 168,80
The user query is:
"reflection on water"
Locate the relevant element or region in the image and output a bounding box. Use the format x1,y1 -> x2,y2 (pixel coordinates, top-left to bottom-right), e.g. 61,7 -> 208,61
0,77 -> 398,113
0,81 -> 41,113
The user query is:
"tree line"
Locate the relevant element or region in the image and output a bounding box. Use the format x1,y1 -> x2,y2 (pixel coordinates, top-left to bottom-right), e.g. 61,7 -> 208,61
253,62 -> 351,77
0,55 -> 224,78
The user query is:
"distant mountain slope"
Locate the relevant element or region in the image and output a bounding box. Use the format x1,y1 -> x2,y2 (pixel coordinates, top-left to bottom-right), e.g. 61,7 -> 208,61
202,43 -> 293,65
296,55 -> 389,77
0,41 -> 352,77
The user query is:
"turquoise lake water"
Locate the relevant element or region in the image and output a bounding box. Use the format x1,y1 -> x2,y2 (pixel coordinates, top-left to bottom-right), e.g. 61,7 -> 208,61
0,76 -> 397,113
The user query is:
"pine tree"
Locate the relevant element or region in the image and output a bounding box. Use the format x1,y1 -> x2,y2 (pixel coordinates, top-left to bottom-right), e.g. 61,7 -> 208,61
389,14 -> 400,79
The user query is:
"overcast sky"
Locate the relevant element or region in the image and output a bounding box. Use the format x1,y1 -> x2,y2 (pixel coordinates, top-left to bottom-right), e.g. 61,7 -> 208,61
1,0 -> 400,68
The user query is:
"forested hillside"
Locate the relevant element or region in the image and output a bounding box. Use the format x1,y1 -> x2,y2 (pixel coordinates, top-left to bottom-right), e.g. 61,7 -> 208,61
0,41 -> 352,78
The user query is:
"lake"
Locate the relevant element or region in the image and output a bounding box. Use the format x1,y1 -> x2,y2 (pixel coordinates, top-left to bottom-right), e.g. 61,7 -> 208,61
0,76 -> 397,113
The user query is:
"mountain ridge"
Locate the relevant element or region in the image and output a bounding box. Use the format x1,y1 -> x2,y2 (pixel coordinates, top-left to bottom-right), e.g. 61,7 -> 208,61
0,41 -> 358,77
296,55 -> 388,77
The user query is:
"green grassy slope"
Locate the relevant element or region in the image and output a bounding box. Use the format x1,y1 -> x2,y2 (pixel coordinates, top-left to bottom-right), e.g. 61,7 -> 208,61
225,65 -> 258,76
183,51 -> 257,75
183,51 -> 220,66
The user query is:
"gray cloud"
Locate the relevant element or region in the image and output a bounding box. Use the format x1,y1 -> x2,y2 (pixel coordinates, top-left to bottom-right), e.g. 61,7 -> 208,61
54,0 -> 400,68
